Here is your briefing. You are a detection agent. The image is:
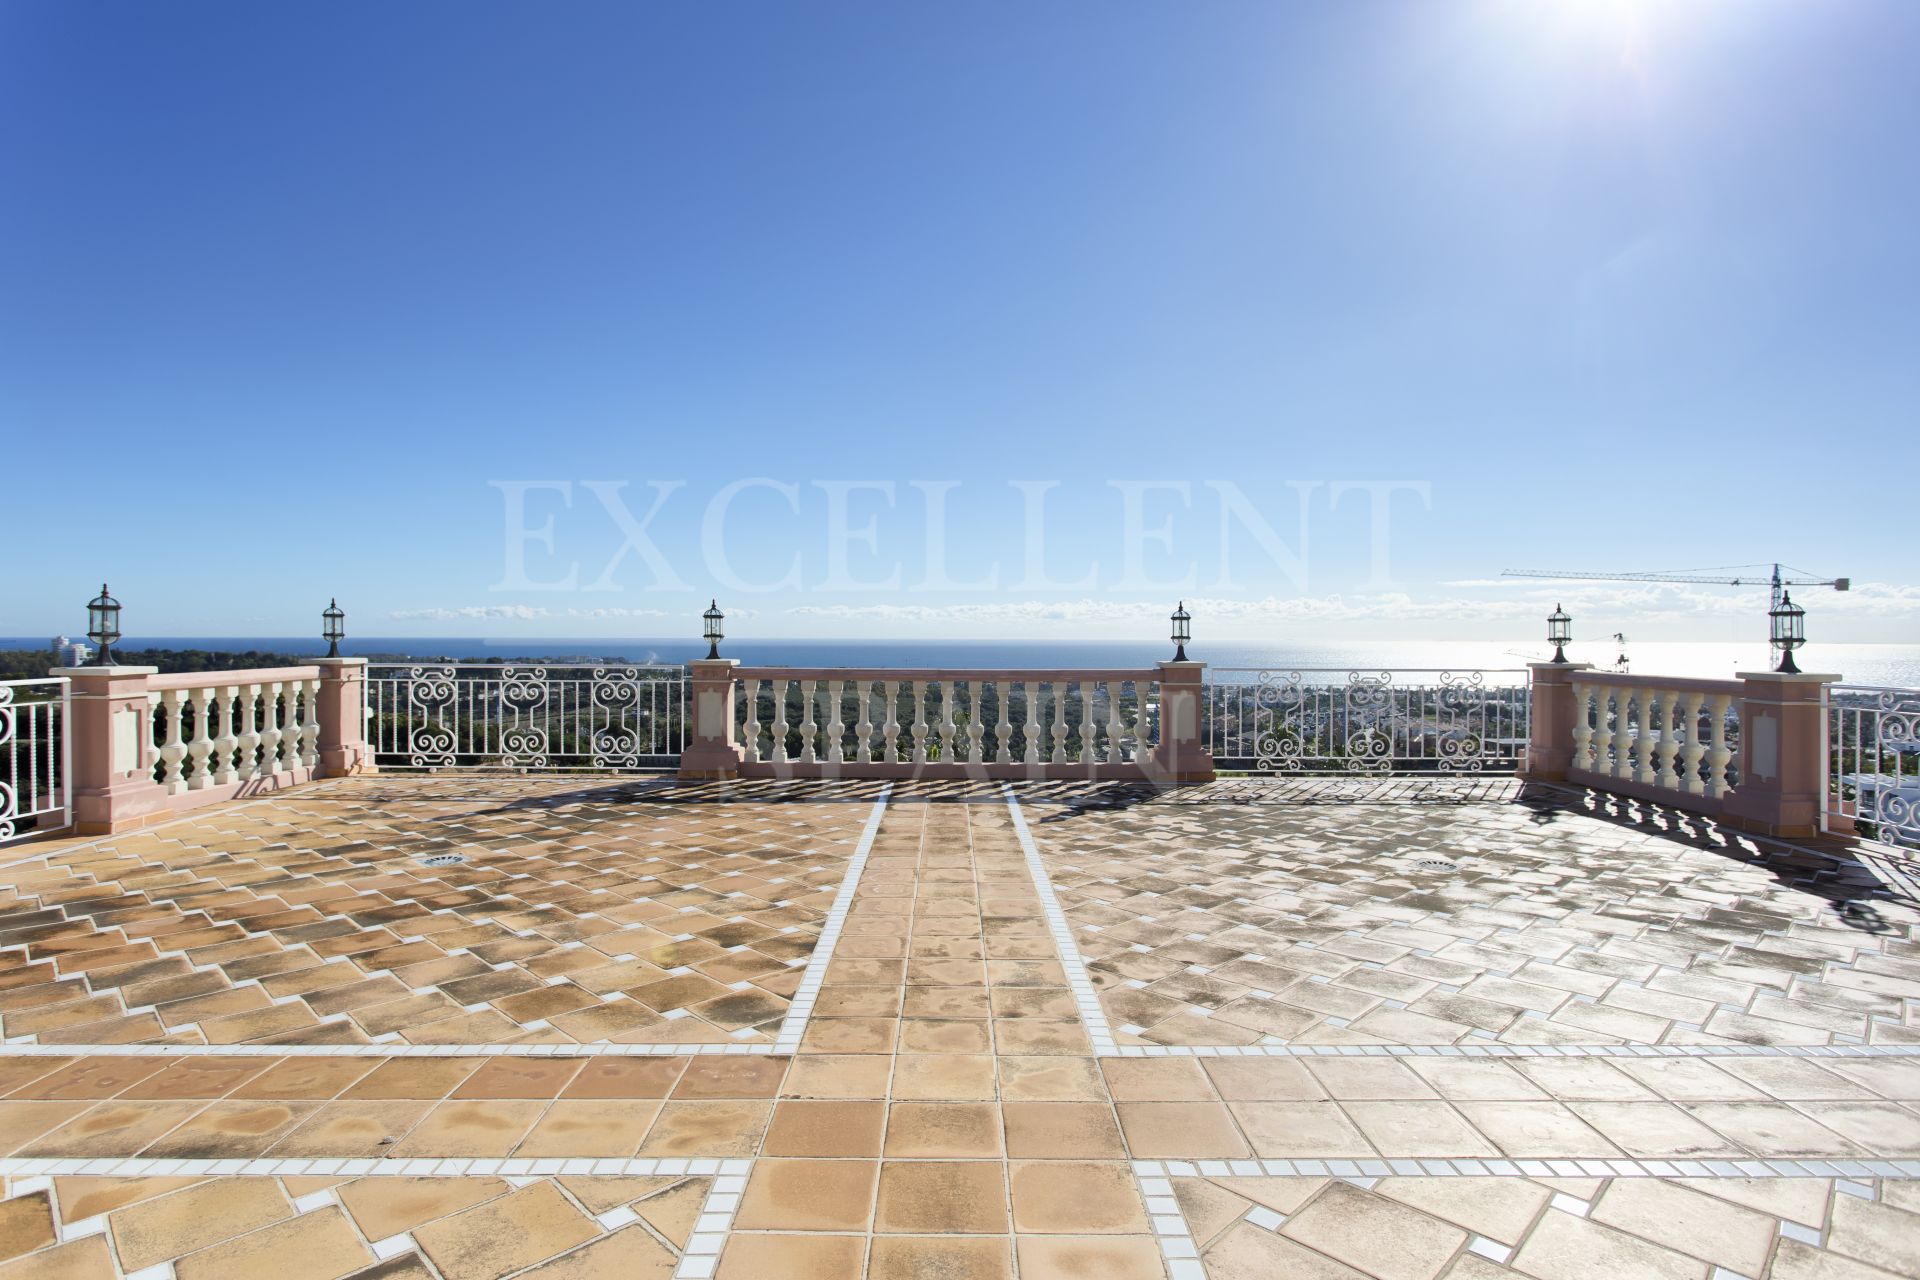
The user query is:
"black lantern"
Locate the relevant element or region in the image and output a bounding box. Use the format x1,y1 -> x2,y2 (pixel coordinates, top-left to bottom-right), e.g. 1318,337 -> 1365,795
1547,604 -> 1571,664
1170,601 -> 1191,663
703,599 -> 724,660
86,583 -> 121,666
1770,592 -> 1805,674
323,598 -> 346,658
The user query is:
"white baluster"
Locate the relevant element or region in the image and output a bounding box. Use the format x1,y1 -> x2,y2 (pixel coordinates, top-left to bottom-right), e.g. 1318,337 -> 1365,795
1570,682 -> 1594,772
910,681 -> 929,764
1079,682 -> 1099,762
1059,679 -> 1075,759
1705,693 -> 1735,799
1630,687 -> 1655,785
1676,691 -> 1707,795
211,683 -> 239,785
1022,682 -> 1041,766
770,679 -> 791,764
158,689 -> 188,794
300,678 -> 321,771
185,686 -> 215,790
1653,689 -> 1680,789
938,682 -> 956,761
881,680 -> 900,763
993,681 -> 1014,763
257,682 -> 283,777
740,678 -> 761,764
279,682 -> 305,774
828,680 -> 848,764
234,684 -> 261,780
856,687 -> 879,767
799,680 -> 821,764
964,682 -> 985,762
1604,688 -> 1629,779
1109,679 -> 1129,762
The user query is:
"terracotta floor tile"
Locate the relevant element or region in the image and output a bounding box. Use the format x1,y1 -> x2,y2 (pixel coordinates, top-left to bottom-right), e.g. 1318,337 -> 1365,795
562,1057 -> 688,1100
1010,1161 -> 1149,1234
1016,1234 -> 1167,1279
637,1101 -> 770,1157
780,1054 -> 892,1100
513,1100 -> 660,1157
672,1055 -> 788,1099
799,1017 -> 897,1054
0,1233 -> 116,1280
890,1055 -> 997,1101
998,1057 -> 1107,1102
174,1204 -> 374,1280
267,1100 -> 433,1157
20,1099 -> 205,1158
1116,1101 -> 1250,1158
231,1058 -> 379,1100
762,1100 -> 887,1156
869,1236 -> 1014,1280
1341,1101 -> 1501,1159
0,1103 -> 91,1155
1002,1102 -> 1126,1159
1101,1057 -> 1217,1102
411,1181 -> 600,1280
390,1099 -> 546,1157
118,1058 -> 276,1100
992,1020 -> 1087,1056
714,1233 -> 866,1279
630,1177 -> 712,1248
882,1101 -> 1001,1158
141,1100 -> 319,1158
0,1192 -> 55,1263
875,1160 -> 1010,1234
1280,1181 -> 1467,1280
1227,1102 -> 1374,1160
899,1018 -> 994,1054
337,1176 -> 511,1242
108,1178 -> 293,1273
52,1176 -> 207,1225
452,1057 -> 584,1099
1453,1102 -> 1626,1160
736,1159 -> 880,1231
18,1056 -> 171,1099
343,1058 -> 486,1100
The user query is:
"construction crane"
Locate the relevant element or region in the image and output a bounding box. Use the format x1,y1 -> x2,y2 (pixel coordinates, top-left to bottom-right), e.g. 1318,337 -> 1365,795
1501,563 -> 1850,644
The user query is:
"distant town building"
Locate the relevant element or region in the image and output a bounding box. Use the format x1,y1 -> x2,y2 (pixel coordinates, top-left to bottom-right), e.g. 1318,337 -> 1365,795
50,635 -> 92,667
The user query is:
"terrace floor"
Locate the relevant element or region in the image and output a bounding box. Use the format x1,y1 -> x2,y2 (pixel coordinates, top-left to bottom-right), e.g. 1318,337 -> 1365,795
0,775 -> 1916,1280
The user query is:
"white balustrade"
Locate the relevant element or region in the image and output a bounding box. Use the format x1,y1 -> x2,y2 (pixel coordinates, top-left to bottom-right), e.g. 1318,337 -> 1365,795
148,670 -> 322,793
731,669 -> 1158,777
1568,674 -> 1741,812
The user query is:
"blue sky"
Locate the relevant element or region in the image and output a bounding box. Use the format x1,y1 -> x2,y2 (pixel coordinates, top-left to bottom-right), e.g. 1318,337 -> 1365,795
3,0 -> 1916,643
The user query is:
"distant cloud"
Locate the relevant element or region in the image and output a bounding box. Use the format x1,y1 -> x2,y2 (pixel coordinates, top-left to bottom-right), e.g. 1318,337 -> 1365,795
387,605 -> 724,622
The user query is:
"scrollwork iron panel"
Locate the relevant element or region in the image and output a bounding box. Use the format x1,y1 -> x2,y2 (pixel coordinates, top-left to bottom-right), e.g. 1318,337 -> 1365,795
367,664 -> 686,771
0,678 -> 70,842
1829,684 -> 1920,852
1209,668 -> 1529,775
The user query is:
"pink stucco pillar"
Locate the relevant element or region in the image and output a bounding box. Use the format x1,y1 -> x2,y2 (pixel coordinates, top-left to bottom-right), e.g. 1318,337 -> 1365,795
1524,662 -> 1592,781
1721,670 -> 1838,838
60,665 -> 169,834
315,657 -> 375,777
679,659 -> 743,779
1147,660 -> 1215,785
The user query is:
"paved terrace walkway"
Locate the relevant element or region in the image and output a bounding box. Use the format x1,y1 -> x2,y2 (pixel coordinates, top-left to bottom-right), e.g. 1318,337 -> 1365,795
0,775 -> 1915,1280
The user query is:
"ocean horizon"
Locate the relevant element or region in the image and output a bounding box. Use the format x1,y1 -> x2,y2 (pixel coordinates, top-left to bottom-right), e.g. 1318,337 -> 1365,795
10,636 -> 1919,687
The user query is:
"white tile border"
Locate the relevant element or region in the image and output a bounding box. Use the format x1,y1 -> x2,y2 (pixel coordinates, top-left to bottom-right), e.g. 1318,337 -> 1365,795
1002,783 -> 1117,1053
1127,1157 -> 1920,1181
770,784 -> 891,1055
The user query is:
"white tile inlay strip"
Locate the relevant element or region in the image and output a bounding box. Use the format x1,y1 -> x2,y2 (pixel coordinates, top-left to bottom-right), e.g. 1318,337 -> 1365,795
1003,783 -> 1117,1054
770,784 -> 892,1056
1127,1158 -> 1920,1180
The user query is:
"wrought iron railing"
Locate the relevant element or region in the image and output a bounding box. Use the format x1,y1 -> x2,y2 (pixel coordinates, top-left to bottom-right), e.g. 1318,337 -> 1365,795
1204,668 -> 1530,773
1,677 -> 69,842
366,664 -> 688,770
1828,684 -> 1920,851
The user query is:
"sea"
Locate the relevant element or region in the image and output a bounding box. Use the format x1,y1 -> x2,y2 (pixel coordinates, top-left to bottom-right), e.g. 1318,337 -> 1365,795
11,637 -> 1920,687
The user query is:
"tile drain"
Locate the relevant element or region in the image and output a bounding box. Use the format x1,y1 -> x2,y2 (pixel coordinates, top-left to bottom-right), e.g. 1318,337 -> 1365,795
417,853 -> 469,867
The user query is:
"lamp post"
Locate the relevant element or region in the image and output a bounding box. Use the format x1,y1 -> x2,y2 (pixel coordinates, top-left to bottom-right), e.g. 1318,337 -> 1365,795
322,598 -> 346,659
703,600 -> 725,660
1170,601 -> 1191,663
1547,604 -> 1571,664
87,584 -> 121,666
1770,592 -> 1805,674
